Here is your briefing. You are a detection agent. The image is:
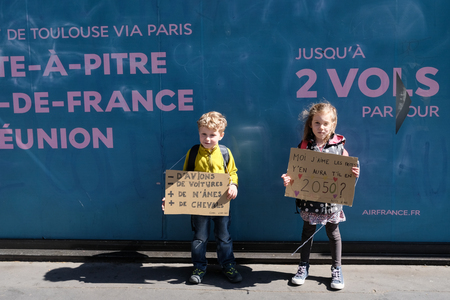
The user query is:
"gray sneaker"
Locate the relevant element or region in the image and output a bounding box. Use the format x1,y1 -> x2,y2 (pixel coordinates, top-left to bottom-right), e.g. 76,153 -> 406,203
292,262 -> 309,285
330,266 -> 344,289
189,268 -> 206,284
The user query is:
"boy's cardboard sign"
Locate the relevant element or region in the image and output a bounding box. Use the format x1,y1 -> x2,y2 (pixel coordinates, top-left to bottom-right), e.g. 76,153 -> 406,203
285,148 -> 358,206
164,170 -> 231,216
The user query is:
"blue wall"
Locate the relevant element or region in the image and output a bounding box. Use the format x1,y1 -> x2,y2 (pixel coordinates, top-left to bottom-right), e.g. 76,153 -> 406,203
0,0 -> 448,242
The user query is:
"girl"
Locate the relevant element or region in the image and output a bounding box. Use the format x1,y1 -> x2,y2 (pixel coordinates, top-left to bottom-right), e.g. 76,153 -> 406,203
281,102 -> 359,290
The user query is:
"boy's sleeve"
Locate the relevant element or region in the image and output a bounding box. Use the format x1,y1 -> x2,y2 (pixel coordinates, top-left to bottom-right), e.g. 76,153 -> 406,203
227,149 -> 238,186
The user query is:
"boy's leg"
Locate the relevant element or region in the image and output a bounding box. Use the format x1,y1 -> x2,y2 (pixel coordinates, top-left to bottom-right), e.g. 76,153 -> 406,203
213,216 -> 242,283
191,215 -> 210,271
213,215 -> 234,266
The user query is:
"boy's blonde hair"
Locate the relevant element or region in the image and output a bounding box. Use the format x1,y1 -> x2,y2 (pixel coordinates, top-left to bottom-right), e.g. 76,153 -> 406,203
197,111 -> 227,133
300,101 -> 337,142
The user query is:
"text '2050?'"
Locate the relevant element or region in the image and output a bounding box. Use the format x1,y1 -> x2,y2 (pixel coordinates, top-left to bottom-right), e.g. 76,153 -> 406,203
285,148 -> 358,206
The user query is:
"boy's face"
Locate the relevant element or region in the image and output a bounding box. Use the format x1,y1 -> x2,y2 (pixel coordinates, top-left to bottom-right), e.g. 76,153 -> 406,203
198,126 -> 224,150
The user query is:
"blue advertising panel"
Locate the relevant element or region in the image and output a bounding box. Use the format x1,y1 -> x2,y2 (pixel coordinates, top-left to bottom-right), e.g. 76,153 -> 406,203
0,0 -> 448,243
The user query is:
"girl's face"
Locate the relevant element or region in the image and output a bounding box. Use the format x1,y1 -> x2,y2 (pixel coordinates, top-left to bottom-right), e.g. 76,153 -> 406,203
198,126 -> 224,150
310,112 -> 335,144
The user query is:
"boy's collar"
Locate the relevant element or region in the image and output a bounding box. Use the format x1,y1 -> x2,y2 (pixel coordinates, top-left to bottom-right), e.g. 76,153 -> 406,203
200,144 -> 219,152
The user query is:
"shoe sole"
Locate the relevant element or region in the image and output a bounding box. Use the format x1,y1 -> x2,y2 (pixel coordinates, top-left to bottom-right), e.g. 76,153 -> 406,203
223,273 -> 242,283
331,282 -> 344,289
189,276 -> 202,284
291,278 -> 306,285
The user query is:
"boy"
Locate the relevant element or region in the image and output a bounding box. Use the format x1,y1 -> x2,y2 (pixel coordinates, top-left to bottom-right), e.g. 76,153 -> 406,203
163,111 -> 241,284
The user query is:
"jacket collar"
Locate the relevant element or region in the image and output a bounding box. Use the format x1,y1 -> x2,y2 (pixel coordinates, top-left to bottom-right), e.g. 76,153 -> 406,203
309,133 -> 345,146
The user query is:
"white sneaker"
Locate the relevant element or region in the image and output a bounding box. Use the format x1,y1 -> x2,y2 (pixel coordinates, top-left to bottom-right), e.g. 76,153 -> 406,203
330,266 -> 344,289
291,262 -> 309,285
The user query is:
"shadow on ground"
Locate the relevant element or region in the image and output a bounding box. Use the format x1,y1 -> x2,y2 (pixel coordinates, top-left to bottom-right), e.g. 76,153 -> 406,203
43,251 -> 337,289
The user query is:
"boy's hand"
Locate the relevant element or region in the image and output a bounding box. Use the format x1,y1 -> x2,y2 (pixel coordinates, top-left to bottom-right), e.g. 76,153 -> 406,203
227,184 -> 238,200
281,174 -> 292,187
352,167 -> 360,178
162,197 -> 165,211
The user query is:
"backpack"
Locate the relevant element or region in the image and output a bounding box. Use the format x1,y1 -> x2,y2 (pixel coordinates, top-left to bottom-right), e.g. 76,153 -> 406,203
186,144 -> 230,172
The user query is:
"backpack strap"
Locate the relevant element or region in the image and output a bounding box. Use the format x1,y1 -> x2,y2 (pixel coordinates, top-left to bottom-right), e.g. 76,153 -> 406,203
187,144 -> 200,171
219,144 -> 230,172
186,144 -> 230,172
298,140 -> 308,149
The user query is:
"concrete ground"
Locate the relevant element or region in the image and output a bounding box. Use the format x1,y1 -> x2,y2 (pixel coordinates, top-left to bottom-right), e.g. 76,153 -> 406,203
0,261 -> 448,300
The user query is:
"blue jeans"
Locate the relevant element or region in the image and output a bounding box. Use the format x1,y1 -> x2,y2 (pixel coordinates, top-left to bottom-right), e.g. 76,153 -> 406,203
191,215 -> 235,271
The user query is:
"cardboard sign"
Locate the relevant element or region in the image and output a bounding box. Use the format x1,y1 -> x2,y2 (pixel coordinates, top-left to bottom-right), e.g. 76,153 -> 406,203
285,148 -> 358,206
164,170 -> 231,216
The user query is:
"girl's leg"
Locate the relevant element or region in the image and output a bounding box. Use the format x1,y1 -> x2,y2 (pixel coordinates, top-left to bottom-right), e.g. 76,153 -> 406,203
325,222 -> 342,267
292,221 -> 315,285
300,221 -> 317,263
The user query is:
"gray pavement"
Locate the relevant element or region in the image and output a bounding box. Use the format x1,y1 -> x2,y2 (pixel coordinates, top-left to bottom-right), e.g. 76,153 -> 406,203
0,261 -> 448,299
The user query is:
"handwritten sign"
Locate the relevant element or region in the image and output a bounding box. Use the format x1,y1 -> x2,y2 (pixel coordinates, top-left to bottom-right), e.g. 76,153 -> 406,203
164,170 -> 231,216
285,148 -> 358,206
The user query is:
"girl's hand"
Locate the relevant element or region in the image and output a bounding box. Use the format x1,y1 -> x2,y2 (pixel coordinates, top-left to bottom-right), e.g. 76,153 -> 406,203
352,167 -> 360,178
281,174 -> 292,187
162,197 -> 165,211
227,184 -> 238,200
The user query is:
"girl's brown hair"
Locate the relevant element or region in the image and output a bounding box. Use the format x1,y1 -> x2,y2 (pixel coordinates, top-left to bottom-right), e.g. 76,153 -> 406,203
300,101 -> 337,142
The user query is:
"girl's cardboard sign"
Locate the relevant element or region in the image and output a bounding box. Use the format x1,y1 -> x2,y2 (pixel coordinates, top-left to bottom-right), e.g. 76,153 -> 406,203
285,148 -> 358,207
164,170 -> 231,215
